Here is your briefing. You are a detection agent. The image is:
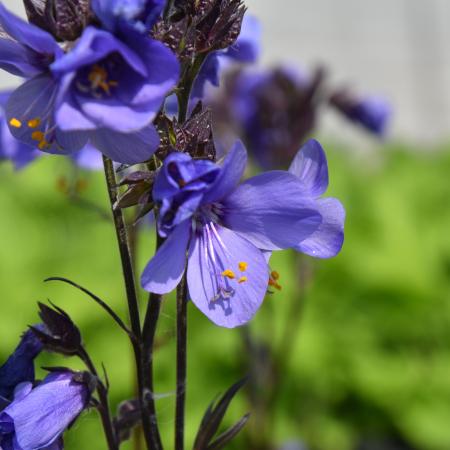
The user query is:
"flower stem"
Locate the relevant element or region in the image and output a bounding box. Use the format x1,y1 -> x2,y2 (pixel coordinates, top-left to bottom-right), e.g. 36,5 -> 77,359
141,235 -> 165,450
78,347 -> 118,450
175,274 -> 188,450
102,156 -> 142,342
176,54 -> 207,123
103,156 -> 159,450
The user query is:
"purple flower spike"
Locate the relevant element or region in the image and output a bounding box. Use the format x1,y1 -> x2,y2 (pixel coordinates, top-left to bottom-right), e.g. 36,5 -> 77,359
0,328 -> 44,401
142,140 -> 344,327
0,371 -> 91,450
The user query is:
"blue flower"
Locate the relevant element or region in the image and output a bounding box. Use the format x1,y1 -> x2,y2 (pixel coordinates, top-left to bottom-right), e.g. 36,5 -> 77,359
141,140 -> 344,327
0,371 -> 90,450
0,329 -> 43,401
0,3 -> 179,164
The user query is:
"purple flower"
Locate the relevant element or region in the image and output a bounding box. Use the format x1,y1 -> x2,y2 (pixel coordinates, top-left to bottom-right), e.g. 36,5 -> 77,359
141,140 -> 344,327
0,371 -> 91,450
0,329 -> 43,401
0,3 -> 179,164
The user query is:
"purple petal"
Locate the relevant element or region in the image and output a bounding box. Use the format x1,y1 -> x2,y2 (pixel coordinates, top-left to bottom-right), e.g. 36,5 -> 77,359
51,27 -> 147,77
6,75 -> 88,154
141,220 -> 191,294
288,139 -> 329,197
0,3 -> 61,57
0,38 -> 41,77
71,143 -> 103,171
295,198 -> 345,258
222,171 -> 322,251
203,141 -> 247,203
3,372 -> 88,449
90,125 -> 159,164
187,224 -> 268,328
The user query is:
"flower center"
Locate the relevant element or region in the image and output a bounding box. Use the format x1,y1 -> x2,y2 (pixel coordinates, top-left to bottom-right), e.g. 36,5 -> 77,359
201,222 -> 250,303
76,63 -> 118,99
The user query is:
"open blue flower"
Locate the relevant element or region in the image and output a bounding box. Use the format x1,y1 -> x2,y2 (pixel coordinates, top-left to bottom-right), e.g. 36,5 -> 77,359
141,140 -> 344,327
0,371 -> 90,450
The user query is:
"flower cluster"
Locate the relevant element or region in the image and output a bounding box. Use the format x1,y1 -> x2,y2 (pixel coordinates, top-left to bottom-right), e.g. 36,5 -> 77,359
0,0 -> 179,164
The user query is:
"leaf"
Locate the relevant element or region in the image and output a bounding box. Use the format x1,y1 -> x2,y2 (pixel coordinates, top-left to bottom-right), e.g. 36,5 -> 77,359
193,377 -> 248,450
207,414 -> 250,450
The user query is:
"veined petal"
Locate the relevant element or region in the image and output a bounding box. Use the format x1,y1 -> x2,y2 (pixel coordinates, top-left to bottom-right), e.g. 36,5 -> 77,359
295,197 -> 345,258
0,38 -> 41,77
222,171 -> 322,251
6,75 -> 87,154
203,140 -> 247,203
288,139 -> 329,197
70,144 -> 103,171
141,220 -> 191,294
0,3 -> 61,57
90,125 -> 159,164
187,224 -> 268,328
4,372 -> 88,449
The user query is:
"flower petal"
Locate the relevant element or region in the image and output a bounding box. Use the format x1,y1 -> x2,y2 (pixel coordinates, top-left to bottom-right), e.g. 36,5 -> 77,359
70,143 -> 103,171
295,198 -> 345,258
141,220 -> 191,294
203,140 -> 247,203
6,75 -> 88,154
0,38 -> 41,77
222,171 -> 322,250
187,224 -> 268,328
0,3 -> 61,57
90,125 -> 159,164
288,139 -> 328,197
4,372 -> 88,449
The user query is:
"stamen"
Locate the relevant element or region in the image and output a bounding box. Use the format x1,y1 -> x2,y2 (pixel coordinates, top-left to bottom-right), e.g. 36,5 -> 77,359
9,118 -> 22,128
27,118 -> 41,128
31,131 -> 45,142
238,262 -> 248,272
271,270 -> 280,280
38,140 -> 49,150
222,269 -> 236,280
268,279 -> 282,290
238,276 -> 248,284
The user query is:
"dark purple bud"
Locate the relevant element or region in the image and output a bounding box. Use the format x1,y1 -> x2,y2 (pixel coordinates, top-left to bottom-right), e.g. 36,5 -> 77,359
0,327 -> 44,401
31,302 -> 82,356
23,0 -> 93,41
0,370 -> 92,449
113,399 -> 141,443
329,89 -> 392,137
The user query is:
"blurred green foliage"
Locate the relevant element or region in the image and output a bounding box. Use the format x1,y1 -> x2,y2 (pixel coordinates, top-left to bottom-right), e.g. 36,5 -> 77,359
1,142 -> 450,450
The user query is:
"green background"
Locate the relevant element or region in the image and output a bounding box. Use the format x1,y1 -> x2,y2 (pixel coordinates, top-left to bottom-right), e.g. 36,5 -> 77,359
1,141 -> 450,450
